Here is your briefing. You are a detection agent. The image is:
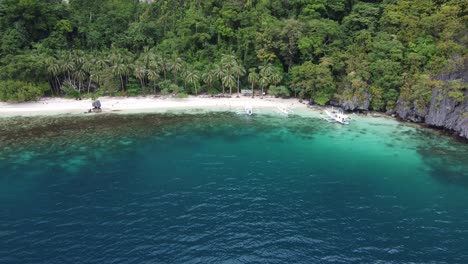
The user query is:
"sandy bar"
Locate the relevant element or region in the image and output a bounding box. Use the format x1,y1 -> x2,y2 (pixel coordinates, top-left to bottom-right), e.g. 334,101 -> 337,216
0,96 -> 320,118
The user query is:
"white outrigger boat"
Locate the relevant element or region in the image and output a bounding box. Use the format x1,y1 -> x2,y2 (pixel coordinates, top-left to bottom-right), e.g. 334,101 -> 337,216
245,105 -> 253,116
323,107 -> 350,124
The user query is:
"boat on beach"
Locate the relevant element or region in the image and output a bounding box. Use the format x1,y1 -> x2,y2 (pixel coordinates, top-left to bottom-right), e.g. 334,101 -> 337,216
323,107 -> 350,124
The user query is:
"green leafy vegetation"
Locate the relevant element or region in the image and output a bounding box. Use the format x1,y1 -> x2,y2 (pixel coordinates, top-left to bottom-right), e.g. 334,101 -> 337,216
0,81 -> 47,102
0,0 -> 466,106
268,86 -> 291,98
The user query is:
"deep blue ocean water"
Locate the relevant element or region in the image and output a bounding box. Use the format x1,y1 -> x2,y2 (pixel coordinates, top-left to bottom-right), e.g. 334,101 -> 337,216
1,112 -> 468,263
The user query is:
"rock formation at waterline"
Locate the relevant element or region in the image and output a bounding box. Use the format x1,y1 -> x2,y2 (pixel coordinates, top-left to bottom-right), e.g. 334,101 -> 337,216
396,97 -> 428,123
332,56 -> 467,139
425,89 -> 468,138
339,92 -> 371,112
396,57 -> 467,138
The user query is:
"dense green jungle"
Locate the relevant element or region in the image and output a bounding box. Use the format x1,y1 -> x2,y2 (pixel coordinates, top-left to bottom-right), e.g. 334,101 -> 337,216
0,0 -> 466,113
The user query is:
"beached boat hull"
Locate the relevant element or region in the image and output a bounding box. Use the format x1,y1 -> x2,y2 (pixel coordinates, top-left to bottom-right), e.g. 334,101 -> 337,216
324,110 -> 349,125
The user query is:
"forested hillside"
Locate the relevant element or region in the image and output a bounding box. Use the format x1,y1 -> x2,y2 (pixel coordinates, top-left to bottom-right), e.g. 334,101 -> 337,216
0,0 -> 466,113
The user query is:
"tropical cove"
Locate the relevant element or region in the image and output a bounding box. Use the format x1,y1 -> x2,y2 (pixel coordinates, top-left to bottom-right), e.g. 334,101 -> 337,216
1,100 -> 468,263
1,0 -> 467,263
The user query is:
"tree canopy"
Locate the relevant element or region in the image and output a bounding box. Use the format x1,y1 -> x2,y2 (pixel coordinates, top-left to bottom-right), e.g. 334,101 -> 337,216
0,0 -> 466,110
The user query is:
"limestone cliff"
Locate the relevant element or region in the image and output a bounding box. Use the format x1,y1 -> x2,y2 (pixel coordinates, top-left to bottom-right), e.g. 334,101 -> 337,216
339,92 -> 370,111
396,57 -> 467,139
425,88 -> 468,138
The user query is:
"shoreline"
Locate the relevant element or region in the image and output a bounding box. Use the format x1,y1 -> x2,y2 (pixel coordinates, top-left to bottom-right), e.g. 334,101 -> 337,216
0,96 -> 317,117
1,95 -> 467,142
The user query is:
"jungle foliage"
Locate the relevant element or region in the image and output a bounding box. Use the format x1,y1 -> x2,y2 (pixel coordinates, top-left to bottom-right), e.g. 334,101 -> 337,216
0,0 -> 466,108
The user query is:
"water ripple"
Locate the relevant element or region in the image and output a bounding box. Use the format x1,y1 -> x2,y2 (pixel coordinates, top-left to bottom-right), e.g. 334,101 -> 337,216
1,113 -> 468,263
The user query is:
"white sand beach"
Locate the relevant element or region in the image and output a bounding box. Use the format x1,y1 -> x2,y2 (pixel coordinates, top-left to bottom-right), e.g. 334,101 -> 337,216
0,96 -> 317,117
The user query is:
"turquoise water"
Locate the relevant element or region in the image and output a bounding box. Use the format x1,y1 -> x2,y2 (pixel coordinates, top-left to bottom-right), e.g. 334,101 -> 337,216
1,112 -> 468,263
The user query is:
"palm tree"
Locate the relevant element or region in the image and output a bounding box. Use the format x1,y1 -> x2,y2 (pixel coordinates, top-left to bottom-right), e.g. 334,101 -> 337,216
148,60 -> 160,91
139,46 -> 153,69
70,50 -> 85,88
133,48 -> 151,91
232,61 -> 246,96
89,53 -> 107,93
72,50 -> 85,69
259,63 -> 274,78
220,54 -> 237,95
169,56 -> 184,84
82,54 -> 95,93
270,72 -> 282,86
221,54 -> 236,69
258,75 -> 269,98
73,69 -> 86,92
45,56 -> 61,94
147,68 -> 160,93
88,69 -> 101,94
222,73 -> 236,96
111,60 -> 129,91
247,68 -> 259,98
134,65 -> 147,90
213,63 -> 225,95
109,49 -> 134,92
62,60 -> 76,85
154,52 -> 170,81
185,69 -> 200,95
95,53 -> 108,71
202,68 -> 215,92
109,53 -> 127,91
259,63 -> 274,98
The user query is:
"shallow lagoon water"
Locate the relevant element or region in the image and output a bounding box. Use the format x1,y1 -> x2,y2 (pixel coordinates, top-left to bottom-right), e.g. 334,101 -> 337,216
1,112 -> 468,263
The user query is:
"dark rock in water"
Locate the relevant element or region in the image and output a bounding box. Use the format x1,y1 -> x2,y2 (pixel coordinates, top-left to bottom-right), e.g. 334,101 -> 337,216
92,100 -> 101,109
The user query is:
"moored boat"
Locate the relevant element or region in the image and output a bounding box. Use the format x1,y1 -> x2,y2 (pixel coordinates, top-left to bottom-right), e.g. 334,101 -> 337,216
245,105 -> 253,116
323,107 -> 350,124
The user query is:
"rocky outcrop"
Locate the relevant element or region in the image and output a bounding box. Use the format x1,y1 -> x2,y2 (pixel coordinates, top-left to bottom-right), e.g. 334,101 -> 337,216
338,92 -> 370,111
395,56 -> 468,139
92,100 -> 101,109
329,56 -> 467,139
393,91 -> 467,139
425,88 -> 468,138
396,97 -> 428,123
425,56 -> 467,138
